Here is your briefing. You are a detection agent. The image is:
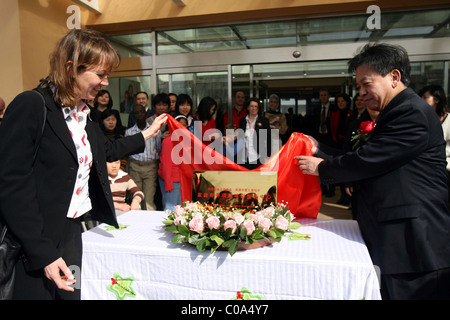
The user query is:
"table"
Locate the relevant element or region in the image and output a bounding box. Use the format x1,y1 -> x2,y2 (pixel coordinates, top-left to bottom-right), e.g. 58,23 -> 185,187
81,210 -> 381,300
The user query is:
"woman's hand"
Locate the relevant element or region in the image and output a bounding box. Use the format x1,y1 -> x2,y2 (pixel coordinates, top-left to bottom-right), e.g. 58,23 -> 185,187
44,257 -> 75,292
142,114 -> 168,140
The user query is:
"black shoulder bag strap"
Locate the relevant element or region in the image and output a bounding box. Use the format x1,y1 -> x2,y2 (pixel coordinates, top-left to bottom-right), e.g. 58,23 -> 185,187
31,89 -> 47,162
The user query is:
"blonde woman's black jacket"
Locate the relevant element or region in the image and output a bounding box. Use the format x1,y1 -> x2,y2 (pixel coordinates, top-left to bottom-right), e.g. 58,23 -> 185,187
0,87 -> 145,271
316,87 -> 450,275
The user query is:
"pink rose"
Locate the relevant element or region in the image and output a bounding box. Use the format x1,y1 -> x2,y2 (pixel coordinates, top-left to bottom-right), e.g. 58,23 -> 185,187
232,213 -> 244,225
261,207 -> 275,218
259,217 -> 273,232
242,219 -> 255,236
174,215 -> 186,226
224,220 -> 237,234
206,216 -> 220,230
275,215 -> 289,231
174,205 -> 184,217
189,217 -> 204,233
249,213 -> 260,223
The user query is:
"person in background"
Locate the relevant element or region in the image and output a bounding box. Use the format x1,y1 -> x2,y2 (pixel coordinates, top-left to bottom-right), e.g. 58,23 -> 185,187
313,88 -> 336,197
100,108 -> 125,139
0,29 -> 167,300
419,84 -> 450,207
222,91 -> 247,130
348,93 -> 367,123
120,90 -> 134,114
196,96 -> 219,143
99,108 -> 127,171
125,104 -> 162,211
264,94 -> 288,154
296,43 -> 450,300
238,97 -> 271,169
175,93 -> 197,133
92,89 -> 113,120
168,93 -> 177,116
107,160 -> 143,215
330,92 -> 353,206
158,114 -> 187,211
147,93 -> 170,139
127,91 -> 154,128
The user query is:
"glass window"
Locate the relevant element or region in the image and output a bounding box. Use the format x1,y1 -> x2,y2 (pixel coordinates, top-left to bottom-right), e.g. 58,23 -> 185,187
157,72 -> 229,114
410,61 -> 446,94
107,76 -> 151,127
152,8 -> 450,55
107,33 -> 152,57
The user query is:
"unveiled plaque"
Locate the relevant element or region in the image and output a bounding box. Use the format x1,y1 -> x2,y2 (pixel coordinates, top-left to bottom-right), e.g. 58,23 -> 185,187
192,171 -> 277,209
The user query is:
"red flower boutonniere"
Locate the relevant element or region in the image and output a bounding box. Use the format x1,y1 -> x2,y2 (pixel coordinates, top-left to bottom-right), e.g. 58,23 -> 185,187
351,120 -> 376,150
257,122 -> 262,127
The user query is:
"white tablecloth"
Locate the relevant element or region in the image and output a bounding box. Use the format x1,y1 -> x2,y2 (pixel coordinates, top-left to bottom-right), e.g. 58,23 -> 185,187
81,210 -> 381,300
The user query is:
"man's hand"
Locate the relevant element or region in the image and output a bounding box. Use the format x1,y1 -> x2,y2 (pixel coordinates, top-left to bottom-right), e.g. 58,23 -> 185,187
43,257 -> 75,292
294,155 -> 324,176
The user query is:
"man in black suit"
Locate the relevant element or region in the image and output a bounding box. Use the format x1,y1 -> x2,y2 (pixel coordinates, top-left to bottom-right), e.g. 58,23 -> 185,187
127,91 -> 155,128
313,88 -> 336,197
296,43 -> 450,300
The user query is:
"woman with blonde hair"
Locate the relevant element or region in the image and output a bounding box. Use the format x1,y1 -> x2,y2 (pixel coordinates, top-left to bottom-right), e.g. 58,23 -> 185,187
0,29 -> 167,300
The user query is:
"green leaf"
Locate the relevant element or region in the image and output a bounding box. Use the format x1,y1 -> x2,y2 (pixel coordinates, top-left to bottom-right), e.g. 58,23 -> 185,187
288,222 -> 301,230
188,234 -> 201,245
165,225 -> 178,233
196,240 -> 207,253
267,229 -> 277,239
239,227 -> 248,240
210,235 -> 224,246
210,245 -> 219,254
177,224 -> 190,236
224,227 -> 233,239
222,238 -> 240,256
162,219 -> 173,225
172,234 -> 186,243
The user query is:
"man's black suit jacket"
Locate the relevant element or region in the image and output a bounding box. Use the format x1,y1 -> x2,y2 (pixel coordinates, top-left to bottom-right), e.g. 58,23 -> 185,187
317,87 -> 450,275
0,87 -> 145,271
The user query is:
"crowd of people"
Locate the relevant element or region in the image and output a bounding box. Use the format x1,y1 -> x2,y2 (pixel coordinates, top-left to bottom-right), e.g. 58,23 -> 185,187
88,80 -> 448,217
1,44 -> 448,221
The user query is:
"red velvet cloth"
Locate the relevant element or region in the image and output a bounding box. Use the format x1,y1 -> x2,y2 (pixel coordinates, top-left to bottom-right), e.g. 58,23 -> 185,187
167,115 -> 321,219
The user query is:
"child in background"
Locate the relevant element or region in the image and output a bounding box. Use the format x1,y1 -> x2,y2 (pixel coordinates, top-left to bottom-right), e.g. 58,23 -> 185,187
107,160 -> 144,214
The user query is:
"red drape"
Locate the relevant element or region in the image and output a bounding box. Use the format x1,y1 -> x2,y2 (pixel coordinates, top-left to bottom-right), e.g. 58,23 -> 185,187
167,115 -> 321,219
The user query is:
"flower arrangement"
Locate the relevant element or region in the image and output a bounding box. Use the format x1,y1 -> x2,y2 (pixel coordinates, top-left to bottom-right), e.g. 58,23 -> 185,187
351,120 -> 376,150
163,201 -> 300,256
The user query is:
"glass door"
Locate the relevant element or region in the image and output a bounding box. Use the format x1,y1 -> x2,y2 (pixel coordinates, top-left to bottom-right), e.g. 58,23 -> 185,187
157,69 -> 229,114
